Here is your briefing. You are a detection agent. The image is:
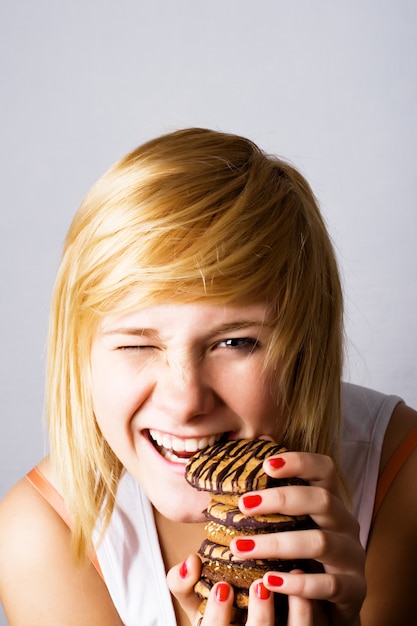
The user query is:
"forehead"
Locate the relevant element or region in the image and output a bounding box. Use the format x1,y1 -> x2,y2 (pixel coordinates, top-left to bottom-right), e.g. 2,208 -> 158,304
98,301 -> 272,334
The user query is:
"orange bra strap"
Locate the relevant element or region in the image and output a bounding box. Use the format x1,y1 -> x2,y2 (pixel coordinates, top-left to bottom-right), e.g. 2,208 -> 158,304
26,467 -> 103,580
26,467 -> 72,526
373,424 -> 417,520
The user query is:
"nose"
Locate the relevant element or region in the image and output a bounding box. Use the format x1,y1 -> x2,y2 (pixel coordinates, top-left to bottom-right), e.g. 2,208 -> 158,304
153,354 -> 216,422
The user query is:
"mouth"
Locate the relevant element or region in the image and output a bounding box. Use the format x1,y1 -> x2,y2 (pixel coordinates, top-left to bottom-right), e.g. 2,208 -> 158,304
147,429 -> 226,465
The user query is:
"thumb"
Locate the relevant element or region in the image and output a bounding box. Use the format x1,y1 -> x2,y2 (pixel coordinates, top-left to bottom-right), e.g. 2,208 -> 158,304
167,554 -> 203,622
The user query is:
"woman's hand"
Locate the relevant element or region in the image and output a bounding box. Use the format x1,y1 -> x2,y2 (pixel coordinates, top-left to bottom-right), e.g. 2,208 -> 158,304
230,451 -> 366,625
168,555 -> 292,625
168,451 -> 365,625
167,554 -> 235,626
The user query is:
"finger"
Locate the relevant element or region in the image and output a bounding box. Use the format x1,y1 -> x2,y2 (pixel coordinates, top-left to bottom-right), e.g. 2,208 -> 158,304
245,579 -> 275,626
263,570 -> 364,608
167,554 -> 202,617
286,569 -> 314,626
199,582 -> 234,626
287,595 -> 314,626
231,528 -> 363,568
239,484 -> 360,534
262,451 -> 339,494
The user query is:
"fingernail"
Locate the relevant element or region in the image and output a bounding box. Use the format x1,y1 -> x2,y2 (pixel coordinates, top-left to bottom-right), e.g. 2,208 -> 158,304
266,574 -> 284,587
235,538 -> 255,552
268,457 -> 285,470
179,560 -> 188,579
242,494 -> 262,509
255,582 -> 271,600
215,582 -> 230,602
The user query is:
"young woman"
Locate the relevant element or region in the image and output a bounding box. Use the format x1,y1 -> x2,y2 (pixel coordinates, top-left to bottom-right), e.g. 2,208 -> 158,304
0,128 -> 416,625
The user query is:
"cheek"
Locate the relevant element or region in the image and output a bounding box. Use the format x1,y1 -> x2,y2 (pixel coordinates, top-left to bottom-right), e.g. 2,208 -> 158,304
237,363 -> 275,404
90,370 -> 135,459
90,357 -> 111,409
90,352 -> 154,432
241,372 -> 281,428
90,354 -> 129,430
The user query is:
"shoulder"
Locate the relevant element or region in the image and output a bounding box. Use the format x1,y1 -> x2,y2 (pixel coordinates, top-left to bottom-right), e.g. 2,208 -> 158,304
362,402 -> 417,624
0,474 -> 61,621
379,401 -> 417,471
0,467 -> 122,625
0,458 -> 71,584
0,472 -> 59,571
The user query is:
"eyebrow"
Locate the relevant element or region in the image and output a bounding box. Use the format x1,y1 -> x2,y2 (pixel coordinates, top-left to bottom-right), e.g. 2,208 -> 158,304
102,320 -> 272,337
211,320 -> 272,333
102,327 -> 158,337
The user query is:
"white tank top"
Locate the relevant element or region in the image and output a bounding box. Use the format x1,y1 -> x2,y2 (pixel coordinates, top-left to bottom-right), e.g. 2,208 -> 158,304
95,382 -> 402,625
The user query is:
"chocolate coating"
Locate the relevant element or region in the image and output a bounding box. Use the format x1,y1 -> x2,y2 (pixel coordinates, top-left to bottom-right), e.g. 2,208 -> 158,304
185,439 -> 288,494
205,500 -> 303,530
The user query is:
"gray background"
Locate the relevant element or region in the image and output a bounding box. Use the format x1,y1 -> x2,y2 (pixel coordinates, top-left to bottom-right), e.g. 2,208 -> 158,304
1,2 -> 416,623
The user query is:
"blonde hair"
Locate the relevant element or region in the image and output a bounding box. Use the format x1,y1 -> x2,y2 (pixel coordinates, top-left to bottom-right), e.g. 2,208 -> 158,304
46,127 -> 343,558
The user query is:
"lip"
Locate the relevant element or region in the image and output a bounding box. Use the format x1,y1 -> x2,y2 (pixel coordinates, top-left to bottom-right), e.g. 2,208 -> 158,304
144,429 -> 227,471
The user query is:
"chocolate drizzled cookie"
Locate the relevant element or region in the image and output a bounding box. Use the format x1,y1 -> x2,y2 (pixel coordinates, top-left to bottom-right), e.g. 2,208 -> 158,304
186,439 -> 289,494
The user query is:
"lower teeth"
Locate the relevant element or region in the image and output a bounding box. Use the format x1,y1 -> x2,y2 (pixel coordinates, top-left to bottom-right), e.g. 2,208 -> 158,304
162,447 -> 188,464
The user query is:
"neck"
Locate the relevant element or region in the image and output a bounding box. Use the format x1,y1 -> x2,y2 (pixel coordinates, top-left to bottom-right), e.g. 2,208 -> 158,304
153,508 -> 207,626
153,507 -> 206,572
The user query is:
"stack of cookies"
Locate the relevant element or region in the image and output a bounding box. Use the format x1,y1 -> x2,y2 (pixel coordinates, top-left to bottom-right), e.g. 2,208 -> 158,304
185,438 -> 316,625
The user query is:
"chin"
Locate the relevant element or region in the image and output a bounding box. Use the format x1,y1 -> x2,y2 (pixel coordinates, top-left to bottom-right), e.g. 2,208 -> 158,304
166,509 -> 207,524
154,487 -> 209,523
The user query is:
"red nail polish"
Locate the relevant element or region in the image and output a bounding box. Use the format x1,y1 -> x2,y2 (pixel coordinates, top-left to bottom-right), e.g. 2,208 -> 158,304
268,457 -> 285,470
215,582 -> 230,602
179,561 -> 188,579
255,582 -> 271,600
267,574 -> 284,587
242,494 -> 262,509
235,538 -> 255,552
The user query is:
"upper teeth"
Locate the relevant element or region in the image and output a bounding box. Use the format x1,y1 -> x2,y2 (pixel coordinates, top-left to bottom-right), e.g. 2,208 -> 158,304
149,430 -> 221,453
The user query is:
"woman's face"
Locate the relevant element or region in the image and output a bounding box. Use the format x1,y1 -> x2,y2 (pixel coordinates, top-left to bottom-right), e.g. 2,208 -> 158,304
90,301 -> 285,522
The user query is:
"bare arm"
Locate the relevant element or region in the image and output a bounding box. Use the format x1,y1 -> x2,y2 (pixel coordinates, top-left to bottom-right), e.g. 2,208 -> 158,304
361,402 -> 417,625
0,474 -> 123,626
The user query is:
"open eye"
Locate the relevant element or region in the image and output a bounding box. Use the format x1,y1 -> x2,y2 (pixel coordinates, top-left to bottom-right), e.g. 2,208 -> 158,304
217,337 -> 260,351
